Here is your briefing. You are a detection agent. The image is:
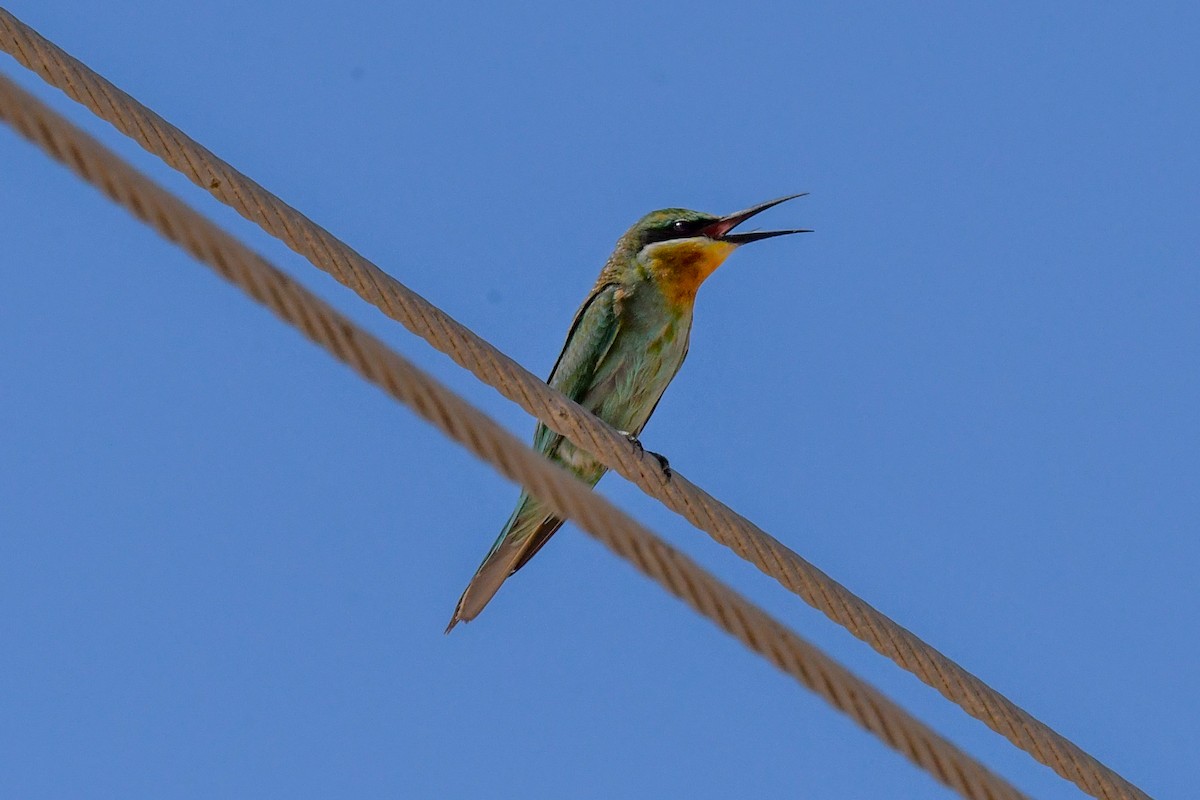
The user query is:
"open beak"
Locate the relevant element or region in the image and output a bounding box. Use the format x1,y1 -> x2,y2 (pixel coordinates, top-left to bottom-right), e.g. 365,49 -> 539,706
701,193 -> 811,244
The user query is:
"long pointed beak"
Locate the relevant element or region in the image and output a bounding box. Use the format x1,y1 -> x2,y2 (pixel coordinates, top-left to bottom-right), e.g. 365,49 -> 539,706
702,193 -> 811,244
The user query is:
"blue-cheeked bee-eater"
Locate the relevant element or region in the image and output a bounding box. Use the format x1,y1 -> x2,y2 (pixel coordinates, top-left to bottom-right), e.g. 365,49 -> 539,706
446,195 -> 808,631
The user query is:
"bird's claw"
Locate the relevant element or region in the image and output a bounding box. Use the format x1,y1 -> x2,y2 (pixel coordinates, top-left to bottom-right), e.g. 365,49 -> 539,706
650,451 -> 672,479
620,431 -> 672,481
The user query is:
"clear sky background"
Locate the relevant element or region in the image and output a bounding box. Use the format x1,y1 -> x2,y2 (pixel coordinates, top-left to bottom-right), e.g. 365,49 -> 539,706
1,3 -> 1196,798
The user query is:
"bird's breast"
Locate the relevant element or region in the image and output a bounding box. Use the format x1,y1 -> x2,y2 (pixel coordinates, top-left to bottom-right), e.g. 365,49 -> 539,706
586,296 -> 691,434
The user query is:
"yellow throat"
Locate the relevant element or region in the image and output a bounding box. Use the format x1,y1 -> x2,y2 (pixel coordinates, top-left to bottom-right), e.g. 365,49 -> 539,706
643,238 -> 737,307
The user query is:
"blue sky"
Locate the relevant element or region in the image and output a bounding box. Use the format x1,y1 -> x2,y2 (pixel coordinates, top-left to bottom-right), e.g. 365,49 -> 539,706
2,2 -> 1196,798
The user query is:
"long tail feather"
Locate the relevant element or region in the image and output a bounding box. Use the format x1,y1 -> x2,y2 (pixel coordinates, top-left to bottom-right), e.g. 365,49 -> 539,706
445,495 -> 565,633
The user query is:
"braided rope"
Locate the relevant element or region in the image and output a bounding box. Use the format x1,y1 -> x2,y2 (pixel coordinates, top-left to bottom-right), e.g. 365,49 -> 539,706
0,10 -> 1150,799
0,70 -> 1030,800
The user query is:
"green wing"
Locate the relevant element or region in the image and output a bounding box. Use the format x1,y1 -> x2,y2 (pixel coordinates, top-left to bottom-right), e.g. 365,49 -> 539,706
533,283 -> 620,454
445,284 -> 622,630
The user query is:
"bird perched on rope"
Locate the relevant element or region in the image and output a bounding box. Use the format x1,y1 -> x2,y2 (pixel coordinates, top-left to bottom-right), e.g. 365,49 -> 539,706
446,195 -> 809,631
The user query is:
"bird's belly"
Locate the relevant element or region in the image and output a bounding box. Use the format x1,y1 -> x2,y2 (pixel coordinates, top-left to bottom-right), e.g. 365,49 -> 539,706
555,335 -> 684,482
550,306 -> 690,483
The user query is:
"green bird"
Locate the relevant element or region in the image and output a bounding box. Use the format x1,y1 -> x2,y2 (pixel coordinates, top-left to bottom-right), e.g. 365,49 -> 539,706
446,194 -> 808,632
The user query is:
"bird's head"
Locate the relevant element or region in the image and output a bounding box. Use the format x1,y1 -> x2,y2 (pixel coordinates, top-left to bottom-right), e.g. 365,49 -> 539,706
621,194 -> 809,306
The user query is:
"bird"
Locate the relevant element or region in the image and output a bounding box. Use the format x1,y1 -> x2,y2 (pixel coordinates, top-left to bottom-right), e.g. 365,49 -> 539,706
446,194 -> 808,632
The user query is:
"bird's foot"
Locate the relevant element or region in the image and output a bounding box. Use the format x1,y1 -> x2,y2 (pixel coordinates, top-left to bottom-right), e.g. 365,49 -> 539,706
620,431 -> 672,481
651,451 -> 672,480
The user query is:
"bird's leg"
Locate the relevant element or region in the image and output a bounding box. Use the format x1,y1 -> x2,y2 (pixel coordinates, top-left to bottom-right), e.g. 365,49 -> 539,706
619,431 -> 672,480
620,430 -> 644,456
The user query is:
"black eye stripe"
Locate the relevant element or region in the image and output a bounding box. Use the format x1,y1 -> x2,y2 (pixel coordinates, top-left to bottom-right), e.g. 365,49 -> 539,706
643,218 -> 707,245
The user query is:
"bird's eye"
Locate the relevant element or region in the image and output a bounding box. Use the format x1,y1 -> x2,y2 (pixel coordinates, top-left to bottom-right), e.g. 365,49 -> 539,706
672,220 -> 689,232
